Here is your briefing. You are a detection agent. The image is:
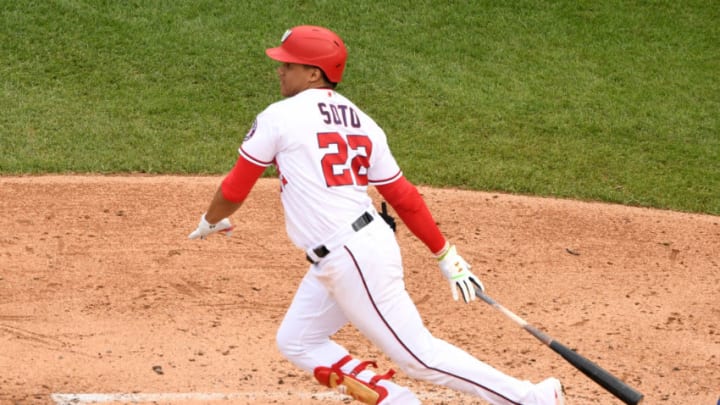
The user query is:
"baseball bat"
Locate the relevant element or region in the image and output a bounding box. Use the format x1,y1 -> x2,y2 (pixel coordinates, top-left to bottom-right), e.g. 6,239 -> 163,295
475,289 -> 644,405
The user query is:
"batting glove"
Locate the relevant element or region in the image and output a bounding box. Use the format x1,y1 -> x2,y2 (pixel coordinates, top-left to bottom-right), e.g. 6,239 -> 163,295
437,244 -> 485,303
188,213 -> 234,240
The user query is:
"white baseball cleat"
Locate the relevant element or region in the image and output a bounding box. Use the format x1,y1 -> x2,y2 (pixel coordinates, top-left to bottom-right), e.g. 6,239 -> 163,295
536,377 -> 566,405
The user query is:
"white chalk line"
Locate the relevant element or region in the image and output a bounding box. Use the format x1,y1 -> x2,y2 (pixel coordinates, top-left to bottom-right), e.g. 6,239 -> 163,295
51,392 -> 341,404
51,392 -> 344,404
51,390 -> 463,404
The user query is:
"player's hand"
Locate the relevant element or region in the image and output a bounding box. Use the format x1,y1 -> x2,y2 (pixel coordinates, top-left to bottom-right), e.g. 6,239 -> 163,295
437,244 -> 485,303
188,213 -> 234,240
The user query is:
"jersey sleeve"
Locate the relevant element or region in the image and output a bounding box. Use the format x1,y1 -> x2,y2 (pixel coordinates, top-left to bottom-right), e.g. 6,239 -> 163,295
238,108 -> 281,167
223,106 -> 279,202
367,126 -> 402,185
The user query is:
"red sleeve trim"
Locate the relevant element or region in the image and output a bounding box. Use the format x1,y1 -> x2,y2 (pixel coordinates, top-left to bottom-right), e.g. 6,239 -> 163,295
221,155 -> 266,203
239,146 -> 274,167
369,169 -> 403,186
376,176 -> 446,253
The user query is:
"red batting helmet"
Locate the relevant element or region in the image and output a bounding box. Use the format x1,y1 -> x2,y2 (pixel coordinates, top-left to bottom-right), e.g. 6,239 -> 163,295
265,25 -> 347,83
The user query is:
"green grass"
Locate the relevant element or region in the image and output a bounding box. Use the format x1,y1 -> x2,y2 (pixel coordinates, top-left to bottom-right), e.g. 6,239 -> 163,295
1,1 -> 718,214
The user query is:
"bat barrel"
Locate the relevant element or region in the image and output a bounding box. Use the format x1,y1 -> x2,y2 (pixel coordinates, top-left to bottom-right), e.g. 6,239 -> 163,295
550,341 -> 643,404
475,289 -> 643,405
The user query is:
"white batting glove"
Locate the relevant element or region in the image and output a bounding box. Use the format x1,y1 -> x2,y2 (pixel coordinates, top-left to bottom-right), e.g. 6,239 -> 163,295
188,213 -> 234,240
437,244 -> 485,303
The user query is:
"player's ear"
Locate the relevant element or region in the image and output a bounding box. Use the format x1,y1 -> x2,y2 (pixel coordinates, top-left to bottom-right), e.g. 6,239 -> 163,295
309,66 -> 325,83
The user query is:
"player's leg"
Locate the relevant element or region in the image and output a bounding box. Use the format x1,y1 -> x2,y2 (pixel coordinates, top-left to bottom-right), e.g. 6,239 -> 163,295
276,268 -> 419,404
327,219 -> 558,405
276,268 -> 348,369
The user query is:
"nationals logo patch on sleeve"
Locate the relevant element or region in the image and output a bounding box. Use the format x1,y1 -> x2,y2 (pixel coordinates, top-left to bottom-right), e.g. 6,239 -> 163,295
243,119 -> 258,142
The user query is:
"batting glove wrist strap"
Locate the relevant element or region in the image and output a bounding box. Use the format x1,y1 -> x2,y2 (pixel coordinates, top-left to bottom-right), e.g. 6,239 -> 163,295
434,241 -> 451,260
437,244 -> 485,303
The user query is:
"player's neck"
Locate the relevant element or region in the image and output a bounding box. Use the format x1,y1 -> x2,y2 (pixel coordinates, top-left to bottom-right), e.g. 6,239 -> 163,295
307,81 -> 334,91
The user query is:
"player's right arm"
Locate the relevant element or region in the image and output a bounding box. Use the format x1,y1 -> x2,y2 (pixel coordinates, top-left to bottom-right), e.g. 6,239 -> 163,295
190,103 -> 281,240
209,155 -> 266,221
188,155 -> 266,239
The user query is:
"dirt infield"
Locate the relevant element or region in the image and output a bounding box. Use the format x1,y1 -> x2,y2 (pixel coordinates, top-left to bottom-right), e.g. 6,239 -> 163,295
1,175 -> 718,405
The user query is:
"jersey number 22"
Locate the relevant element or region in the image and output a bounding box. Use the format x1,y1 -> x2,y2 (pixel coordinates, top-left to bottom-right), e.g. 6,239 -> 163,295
318,132 -> 372,187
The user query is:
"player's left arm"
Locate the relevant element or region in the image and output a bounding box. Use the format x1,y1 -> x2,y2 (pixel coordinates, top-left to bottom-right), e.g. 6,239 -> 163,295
189,156 -> 266,239
375,176 -> 445,253
376,176 -> 485,303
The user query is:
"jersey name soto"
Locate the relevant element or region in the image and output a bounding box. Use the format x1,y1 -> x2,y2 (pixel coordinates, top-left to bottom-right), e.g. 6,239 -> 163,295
317,102 -> 361,129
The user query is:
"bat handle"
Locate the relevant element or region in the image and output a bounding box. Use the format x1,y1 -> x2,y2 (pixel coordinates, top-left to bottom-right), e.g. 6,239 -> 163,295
476,289 -> 553,345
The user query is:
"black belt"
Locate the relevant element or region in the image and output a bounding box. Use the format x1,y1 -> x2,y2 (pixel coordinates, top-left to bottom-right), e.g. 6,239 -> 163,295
306,211 -> 374,264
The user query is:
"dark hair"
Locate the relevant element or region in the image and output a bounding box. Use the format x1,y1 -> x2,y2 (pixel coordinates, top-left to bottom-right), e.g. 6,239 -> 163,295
302,64 -> 338,89
320,70 -> 338,88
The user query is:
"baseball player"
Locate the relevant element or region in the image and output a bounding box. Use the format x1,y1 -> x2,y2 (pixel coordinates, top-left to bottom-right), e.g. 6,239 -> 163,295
189,25 -> 565,405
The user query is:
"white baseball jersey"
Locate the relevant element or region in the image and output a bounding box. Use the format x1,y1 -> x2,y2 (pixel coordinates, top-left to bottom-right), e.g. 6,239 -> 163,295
239,88 -> 402,250
236,88 -> 559,405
